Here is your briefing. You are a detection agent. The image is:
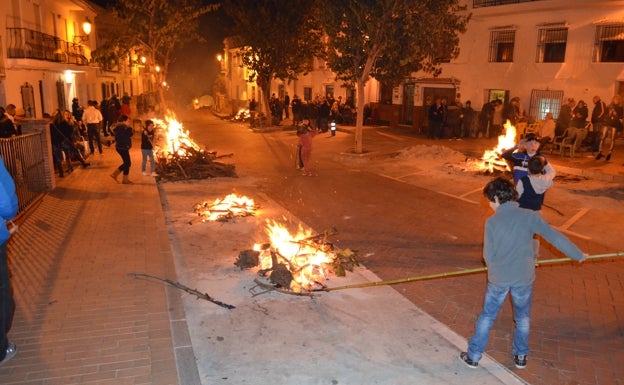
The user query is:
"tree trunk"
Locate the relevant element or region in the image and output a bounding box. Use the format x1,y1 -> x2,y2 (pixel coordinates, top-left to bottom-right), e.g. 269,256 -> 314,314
354,77 -> 366,154
258,76 -> 271,117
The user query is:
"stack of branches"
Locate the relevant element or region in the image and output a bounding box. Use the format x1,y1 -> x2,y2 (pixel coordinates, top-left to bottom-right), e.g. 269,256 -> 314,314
156,144 -> 237,182
235,229 -> 360,294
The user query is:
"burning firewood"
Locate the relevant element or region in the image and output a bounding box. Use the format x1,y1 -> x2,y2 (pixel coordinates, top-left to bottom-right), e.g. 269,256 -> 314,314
191,194 -> 257,223
150,114 -> 238,182
234,222 -> 359,294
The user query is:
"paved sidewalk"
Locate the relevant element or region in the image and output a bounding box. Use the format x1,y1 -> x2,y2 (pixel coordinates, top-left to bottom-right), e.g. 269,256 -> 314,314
0,145 -> 199,385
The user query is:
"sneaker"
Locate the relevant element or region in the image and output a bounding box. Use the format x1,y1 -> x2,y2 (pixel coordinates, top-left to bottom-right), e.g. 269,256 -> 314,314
0,342 -> 16,367
459,352 -> 478,369
514,354 -> 527,369
595,152 -> 603,160
142,171 -> 149,176
606,153 -> 611,161
150,172 -> 158,177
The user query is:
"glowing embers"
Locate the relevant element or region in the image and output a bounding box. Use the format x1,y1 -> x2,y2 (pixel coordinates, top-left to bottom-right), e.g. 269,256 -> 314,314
235,220 -> 358,293
192,194 -> 257,223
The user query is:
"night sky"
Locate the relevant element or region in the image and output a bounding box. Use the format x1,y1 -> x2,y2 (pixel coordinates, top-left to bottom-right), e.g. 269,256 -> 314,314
89,0 -> 231,105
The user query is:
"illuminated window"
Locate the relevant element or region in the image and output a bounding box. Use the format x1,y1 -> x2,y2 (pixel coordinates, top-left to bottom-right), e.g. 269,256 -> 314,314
536,27 -> 567,63
489,30 -> 515,63
594,23 -> 624,62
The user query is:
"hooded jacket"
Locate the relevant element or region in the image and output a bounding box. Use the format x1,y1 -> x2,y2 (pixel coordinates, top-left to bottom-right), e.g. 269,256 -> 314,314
0,156 -> 18,244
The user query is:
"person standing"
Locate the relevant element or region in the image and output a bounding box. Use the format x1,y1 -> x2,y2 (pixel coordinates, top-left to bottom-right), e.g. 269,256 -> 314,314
462,100 -> 475,138
100,97 -> 111,137
83,100 -> 104,155
71,98 -> 83,122
107,95 -> 121,136
428,98 -> 445,139
517,156 -> 556,257
501,133 -> 543,184
517,156 -> 555,211
140,120 -> 158,177
590,95 -> 607,153
595,104 -> 620,161
555,98 -> 575,136
0,155 -> 18,366
460,177 -> 585,370
297,118 -> 317,176
110,115 -> 134,184
283,92 -> 290,121
291,94 -> 302,126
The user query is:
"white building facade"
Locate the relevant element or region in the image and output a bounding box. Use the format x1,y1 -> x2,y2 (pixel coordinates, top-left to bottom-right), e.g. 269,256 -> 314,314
222,0 -> 624,131
0,0 -> 148,119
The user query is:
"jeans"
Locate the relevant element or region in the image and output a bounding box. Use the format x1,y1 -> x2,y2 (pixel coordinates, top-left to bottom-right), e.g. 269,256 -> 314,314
0,242 -> 14,360
141,149 -> 155,172
116,148 -> 131,175
467,282 -> 533,362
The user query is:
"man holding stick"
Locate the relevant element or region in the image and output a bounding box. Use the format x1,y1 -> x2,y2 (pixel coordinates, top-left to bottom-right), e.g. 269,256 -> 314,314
460,177 -> 585,370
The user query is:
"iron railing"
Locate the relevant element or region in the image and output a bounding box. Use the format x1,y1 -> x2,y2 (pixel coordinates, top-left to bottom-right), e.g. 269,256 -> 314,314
0,133 -> 48,213
5,27 -> 89,66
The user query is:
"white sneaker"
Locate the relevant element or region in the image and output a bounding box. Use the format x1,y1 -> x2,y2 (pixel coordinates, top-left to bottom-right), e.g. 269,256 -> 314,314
142,171 -> 149,176
150,172 -> 158,177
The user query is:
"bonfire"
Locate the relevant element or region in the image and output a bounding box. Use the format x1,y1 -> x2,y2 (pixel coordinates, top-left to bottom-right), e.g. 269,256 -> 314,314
235,220 -> 358,293
481,120 -> 517,173
151,112 -> 237,181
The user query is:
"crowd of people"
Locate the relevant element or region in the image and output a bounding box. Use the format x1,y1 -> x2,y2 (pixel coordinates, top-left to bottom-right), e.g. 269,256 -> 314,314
260,93 -> 356,132
427,93 -> 624,164
554,94 -> 623,161
43,93 -> 158,182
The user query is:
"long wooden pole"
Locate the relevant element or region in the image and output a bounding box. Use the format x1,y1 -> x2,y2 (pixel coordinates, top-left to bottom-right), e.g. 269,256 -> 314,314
318,252 -> 624,292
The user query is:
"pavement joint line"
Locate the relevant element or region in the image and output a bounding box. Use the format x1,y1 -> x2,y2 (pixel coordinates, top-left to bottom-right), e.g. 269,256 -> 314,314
557,227 -> 591,241
437,191 -> 479,205
460,187 -> 484,198
558,207 -> 590,231
379,173 -> 479,204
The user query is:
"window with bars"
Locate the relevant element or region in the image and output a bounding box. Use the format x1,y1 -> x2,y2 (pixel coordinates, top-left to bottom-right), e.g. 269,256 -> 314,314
529,89 -> 563,121
594,23 -> 624,62
489,30 -> 515,62
536,27 -> 567,63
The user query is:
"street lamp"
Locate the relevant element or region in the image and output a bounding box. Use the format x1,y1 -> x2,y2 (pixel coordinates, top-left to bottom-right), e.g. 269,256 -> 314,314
74,17 -> 92,44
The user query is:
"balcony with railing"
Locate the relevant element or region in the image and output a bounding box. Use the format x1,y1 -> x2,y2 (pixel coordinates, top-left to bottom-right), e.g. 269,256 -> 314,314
474,0 -> 541,7
5,27 -> 89,66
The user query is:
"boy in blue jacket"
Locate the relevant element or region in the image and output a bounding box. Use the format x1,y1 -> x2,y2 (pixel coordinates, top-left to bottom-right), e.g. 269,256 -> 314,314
0,155 -> 18,366
460,177 -> 585,370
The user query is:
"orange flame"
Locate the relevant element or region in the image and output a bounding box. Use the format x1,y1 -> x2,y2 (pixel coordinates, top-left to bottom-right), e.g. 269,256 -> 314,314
254,219 -> 336,292
194,194 -> 256,222
482,120 -> 516,173
152,111 -> 201,159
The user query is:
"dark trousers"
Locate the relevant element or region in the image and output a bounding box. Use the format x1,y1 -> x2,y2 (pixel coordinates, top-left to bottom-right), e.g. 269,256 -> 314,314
87,123 -> 103,154
0,242 -> 14,360
116,148 -> 132,175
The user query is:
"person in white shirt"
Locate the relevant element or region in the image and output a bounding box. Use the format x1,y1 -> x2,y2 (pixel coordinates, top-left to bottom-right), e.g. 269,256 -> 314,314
82,100 -> 104,154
